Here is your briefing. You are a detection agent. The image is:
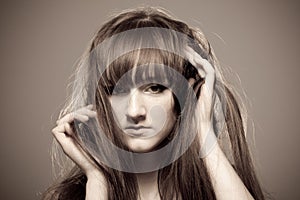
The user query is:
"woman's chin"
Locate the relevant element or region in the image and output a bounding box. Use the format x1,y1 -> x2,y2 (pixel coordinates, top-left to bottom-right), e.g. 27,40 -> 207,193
125,138 -> 157,153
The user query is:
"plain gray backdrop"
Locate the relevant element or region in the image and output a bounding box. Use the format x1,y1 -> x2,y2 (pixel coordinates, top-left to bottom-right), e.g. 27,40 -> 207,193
0,0 -> 299,199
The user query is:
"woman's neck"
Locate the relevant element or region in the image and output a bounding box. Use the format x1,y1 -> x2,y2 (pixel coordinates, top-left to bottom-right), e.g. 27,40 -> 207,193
136,171 -> 160,200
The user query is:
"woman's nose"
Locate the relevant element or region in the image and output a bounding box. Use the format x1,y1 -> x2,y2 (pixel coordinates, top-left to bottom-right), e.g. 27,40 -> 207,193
126,89 -> 146,124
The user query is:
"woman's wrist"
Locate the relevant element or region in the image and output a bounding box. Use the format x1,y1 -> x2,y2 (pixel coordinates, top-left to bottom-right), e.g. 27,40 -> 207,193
202,142 -> 223,163
86,169 -> 105,182
199,126 -> 219,159
86,173 -> 107,200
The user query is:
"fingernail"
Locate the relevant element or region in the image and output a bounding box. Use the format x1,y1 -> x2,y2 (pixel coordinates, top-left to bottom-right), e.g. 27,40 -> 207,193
83,115 -> 89,121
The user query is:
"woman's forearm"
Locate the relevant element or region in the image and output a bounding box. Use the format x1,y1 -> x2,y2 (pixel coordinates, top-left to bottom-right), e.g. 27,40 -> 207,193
86,172 -> 108,200
203,143 -> 254,200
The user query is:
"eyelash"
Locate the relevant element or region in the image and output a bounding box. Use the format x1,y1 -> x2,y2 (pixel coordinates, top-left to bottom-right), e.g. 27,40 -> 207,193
106,84 -> 167,95
144,84 -> 166,94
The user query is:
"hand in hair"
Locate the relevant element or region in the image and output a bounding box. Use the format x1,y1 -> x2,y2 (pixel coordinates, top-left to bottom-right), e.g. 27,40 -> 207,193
185,46 -> 255,200
185,45 -> 217,155
52,105 -> 104,180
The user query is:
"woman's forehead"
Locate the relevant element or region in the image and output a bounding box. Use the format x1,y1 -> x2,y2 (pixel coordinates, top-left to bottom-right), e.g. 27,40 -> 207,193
104,49 -> 184,83
110,63 -> 174,87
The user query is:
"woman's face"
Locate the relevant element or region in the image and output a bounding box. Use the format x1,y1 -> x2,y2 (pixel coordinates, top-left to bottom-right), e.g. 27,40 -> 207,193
109,83 -> 177,153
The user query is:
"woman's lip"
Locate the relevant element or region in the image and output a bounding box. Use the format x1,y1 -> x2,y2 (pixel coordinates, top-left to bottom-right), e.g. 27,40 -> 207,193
125,126 -> 151,130
124,127 -> 152,136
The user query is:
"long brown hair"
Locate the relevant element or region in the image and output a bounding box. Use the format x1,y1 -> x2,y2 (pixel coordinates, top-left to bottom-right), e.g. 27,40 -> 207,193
42,7 -> 265,200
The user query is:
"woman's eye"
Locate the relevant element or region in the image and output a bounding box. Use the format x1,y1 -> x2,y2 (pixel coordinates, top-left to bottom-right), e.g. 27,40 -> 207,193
106,86 -> 129,95
144,84 -> 166,94
113,86 -> 130,95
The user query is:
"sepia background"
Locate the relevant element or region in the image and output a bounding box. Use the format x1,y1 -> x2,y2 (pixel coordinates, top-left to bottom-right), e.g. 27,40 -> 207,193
0,0 -> 299,199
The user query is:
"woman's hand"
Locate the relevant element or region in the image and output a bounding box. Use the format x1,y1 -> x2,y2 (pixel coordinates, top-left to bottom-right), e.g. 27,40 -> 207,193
52,105 -> 103,179
185,46 -> 255,200
185,46 -> 218,157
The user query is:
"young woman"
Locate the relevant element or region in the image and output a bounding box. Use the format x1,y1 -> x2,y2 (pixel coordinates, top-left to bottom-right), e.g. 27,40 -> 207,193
43,7 -> 265,200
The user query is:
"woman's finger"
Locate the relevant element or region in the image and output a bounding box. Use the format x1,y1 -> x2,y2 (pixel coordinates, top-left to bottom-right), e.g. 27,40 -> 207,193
53,104 -> 97,149
56,113 -> 88,125
52,122 -> 86,159
56,108 -> 97,125
185,46 -> 215,99
52,123 -> 71,142
64,122 -> 75,136
52,122 -> 99,175
184,45 -> 216,133
185,47 -> 206,78
51,105 -> 102,176
76,105 -> 97,116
